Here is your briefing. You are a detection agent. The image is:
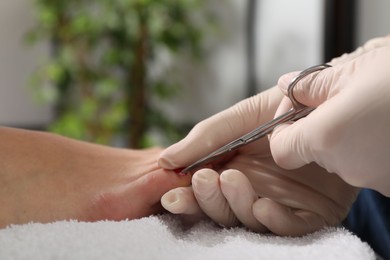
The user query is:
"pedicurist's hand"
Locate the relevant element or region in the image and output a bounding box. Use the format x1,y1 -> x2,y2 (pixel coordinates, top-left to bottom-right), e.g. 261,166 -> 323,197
159,87 -> 358,236
157,34 -> 390,235
270,46 -> 390,196
0,127 -> 191,228
330,34 -> 390,65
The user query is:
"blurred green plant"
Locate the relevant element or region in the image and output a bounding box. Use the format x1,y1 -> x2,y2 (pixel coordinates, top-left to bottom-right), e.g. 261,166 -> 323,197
26,0 -> 214,148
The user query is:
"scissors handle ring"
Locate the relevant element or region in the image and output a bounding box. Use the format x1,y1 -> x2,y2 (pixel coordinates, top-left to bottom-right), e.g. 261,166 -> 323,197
287,64 -> 332,110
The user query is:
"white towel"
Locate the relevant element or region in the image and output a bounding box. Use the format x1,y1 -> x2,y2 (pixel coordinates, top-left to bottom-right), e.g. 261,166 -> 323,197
0,214 -> 376,260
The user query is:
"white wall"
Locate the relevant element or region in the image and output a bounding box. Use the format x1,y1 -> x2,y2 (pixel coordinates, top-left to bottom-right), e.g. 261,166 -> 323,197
256,0 -> 324,91
0,0 -> 52,126
4,0 -> 388,127
356,0 -> 390,46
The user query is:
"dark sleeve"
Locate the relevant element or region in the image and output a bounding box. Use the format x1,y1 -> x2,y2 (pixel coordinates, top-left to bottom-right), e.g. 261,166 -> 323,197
344,189 -> 390,260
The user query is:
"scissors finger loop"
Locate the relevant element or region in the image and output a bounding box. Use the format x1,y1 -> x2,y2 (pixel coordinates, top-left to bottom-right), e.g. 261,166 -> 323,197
287,64 -> 332,109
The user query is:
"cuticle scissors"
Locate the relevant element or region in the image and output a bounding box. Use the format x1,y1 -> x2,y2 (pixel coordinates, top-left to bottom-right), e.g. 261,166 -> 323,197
180,64 -> 331,174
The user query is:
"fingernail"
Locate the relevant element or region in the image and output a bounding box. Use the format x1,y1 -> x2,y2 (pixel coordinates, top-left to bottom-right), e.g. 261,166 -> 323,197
161,191 -> 182,213
192,169 -> 218,196
220,170 -> 237,183
158,141 -> 186,169
162,191 -> 179,204
158,151 -> 178,169
193,169 -> 215,184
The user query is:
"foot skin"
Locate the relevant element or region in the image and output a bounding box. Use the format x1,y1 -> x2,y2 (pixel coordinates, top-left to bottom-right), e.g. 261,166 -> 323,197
0,127 -> 191,228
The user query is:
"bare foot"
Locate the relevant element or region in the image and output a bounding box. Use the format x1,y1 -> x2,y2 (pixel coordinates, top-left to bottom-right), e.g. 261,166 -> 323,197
0,127 -> 191,228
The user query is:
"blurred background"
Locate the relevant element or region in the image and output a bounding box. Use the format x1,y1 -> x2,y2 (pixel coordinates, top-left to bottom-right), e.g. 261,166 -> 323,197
1,0 -> 390,148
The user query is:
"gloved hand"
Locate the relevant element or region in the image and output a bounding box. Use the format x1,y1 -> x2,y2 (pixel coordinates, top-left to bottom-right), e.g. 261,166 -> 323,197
329,34 -> 390,65
159,87 -> 358,236
158,34 -> 390,235
270,45 -> 390,197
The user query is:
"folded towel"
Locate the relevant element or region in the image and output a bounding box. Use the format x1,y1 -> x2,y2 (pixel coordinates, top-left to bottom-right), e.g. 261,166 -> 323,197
0,214 -> 375,260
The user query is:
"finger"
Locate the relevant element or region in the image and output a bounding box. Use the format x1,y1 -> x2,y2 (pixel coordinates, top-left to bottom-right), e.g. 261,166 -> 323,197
276,71 -> 299,97
277,65 -> 341,108
158,87 -> 284,169
269,120 -> 310,169
219,169 -> 268,232
330,34 -> 390,65
192,168 -> 239,227
241,158 -> 351,221
252,198 -> 326,236
161,186 -> 204,216
273,96 -> 293,119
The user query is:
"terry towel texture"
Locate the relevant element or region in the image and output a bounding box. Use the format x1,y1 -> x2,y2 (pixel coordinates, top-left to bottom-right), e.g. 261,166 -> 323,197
0,214 -> 375,260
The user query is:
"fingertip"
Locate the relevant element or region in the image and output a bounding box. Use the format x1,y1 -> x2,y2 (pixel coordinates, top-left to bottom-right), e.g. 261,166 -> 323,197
161,187 -> 200,215
219,169 -> 250,192
192,169 -> 238,227
192,169 -> 220,197
158,147 -> 181,169
219,169 -> 240,183
157,156 -> 173,169
269,120 -> 309,170
161,188 -> 185,214
158,133 -> 208,170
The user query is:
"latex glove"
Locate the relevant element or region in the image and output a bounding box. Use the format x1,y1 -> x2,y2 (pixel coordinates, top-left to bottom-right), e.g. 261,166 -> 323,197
330,34 -> 390,65
270,45 -> 390,197
159,87 -> 358,236
158,34 -> 390,235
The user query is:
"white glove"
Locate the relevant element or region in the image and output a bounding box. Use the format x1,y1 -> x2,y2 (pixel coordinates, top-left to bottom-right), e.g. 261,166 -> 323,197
329,34 -> 390,65
159,34 -> 390,235
159,87 -> 358,236
270,45 -> 390,196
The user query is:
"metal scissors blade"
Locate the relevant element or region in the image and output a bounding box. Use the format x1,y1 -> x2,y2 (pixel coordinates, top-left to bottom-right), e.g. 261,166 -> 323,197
181,64 -> 331,174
